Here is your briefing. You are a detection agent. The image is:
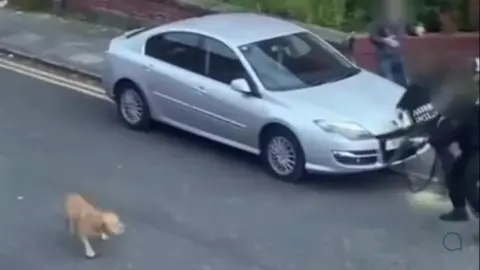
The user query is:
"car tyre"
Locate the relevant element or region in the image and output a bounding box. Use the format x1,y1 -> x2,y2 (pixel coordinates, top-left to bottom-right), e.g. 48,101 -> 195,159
261,127 -> 306,183
115,82 -> 152,131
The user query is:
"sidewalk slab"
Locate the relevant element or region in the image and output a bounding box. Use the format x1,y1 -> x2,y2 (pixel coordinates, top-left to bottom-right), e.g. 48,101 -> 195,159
0,8 -> 123,76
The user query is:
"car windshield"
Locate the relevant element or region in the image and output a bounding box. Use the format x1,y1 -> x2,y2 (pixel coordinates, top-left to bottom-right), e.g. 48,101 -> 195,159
239,32 -> 359,91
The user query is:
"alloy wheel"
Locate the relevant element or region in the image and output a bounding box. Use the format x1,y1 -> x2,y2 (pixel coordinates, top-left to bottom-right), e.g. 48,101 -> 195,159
120,89 -> 144,125
267,136 -> 297,176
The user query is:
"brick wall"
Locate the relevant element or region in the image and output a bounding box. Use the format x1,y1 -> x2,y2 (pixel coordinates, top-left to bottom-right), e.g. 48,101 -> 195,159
354,34 -> 479,75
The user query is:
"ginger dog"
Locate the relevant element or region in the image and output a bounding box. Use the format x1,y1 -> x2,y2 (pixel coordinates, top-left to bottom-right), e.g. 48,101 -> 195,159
65,193 -> 125,258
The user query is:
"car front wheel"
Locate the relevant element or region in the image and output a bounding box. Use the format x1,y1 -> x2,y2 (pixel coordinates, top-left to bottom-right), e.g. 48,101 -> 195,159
261,127 -> 305,183
115,83 -> 151,130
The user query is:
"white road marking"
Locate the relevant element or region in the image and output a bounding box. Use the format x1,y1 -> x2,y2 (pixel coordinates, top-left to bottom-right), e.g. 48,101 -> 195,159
0,57 -> 112,103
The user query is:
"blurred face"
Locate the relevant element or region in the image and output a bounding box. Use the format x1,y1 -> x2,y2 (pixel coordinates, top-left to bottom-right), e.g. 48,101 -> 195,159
102,212 -> 125,235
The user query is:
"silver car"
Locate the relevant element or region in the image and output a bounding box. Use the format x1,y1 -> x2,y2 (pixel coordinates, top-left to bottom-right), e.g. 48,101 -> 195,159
103,12 -> 429,182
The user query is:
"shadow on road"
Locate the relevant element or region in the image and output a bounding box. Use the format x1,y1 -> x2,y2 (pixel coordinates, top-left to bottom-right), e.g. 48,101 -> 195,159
147,121 -> 407,193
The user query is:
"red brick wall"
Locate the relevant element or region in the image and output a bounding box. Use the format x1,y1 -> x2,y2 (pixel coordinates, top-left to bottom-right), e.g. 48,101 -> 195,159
354,33 -> 479,75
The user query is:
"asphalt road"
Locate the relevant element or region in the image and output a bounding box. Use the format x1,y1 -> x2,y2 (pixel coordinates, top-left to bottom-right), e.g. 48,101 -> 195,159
0,66 -> 478,270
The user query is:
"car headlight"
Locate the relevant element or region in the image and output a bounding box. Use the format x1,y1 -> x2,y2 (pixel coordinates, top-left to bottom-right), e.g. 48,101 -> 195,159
314,120 -> 373,140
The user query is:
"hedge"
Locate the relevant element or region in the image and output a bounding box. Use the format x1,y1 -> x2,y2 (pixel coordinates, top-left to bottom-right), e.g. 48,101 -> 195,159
9,0 -> 52,11
223,0 -> 477,31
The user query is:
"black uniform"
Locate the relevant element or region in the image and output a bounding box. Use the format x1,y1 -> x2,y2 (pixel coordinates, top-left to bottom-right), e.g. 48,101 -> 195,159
430,104 -> 478,210
399,82 -> 478,220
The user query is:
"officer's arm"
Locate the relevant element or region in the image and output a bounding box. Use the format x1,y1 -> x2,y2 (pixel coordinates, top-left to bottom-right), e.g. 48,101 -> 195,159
429,117 -> 461,148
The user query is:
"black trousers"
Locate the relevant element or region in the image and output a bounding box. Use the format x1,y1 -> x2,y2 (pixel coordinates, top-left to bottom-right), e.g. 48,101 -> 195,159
445,152 -> 474,208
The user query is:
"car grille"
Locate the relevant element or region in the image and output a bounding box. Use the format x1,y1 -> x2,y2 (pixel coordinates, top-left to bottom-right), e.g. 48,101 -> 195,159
333,150 -> 378,165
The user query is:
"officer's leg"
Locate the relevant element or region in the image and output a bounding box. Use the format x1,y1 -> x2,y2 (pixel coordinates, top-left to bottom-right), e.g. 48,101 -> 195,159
440,153 -> 470,221
435,145 -> 456,178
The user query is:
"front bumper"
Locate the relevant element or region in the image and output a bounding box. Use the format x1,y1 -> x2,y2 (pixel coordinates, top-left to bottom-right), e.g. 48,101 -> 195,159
303,128 -> 430,174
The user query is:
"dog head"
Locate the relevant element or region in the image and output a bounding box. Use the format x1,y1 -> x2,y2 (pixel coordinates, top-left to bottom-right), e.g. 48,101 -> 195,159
101,212 -> 125,235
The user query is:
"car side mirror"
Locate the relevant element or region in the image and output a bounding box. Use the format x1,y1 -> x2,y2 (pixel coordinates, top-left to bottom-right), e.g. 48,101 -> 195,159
230,78 -> 251,94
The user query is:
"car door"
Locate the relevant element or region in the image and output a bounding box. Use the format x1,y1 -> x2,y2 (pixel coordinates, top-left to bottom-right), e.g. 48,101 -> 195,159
187,36 -> 267,149
143,31 -> 209,127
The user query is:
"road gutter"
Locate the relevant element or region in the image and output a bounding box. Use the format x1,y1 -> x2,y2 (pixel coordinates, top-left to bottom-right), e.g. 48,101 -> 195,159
0,47 -> 102,82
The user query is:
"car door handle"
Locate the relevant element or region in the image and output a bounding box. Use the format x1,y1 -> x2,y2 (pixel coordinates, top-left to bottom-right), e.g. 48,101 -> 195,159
194,86 -> 208,94
144,64 -> 154,71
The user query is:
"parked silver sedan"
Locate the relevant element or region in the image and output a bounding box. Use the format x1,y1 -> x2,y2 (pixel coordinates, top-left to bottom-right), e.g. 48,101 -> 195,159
103,12 -> 429,182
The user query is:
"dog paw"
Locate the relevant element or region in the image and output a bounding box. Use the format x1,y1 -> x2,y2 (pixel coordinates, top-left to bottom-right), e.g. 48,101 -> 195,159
100,234 -> 109,241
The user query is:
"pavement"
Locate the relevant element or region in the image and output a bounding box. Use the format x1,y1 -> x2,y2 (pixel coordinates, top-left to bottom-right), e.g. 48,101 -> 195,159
0,8 -> 122,77
0,7 -> 479,270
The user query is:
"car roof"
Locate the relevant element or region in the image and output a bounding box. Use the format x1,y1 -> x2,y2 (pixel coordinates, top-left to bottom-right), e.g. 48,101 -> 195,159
155,13 -> 307,46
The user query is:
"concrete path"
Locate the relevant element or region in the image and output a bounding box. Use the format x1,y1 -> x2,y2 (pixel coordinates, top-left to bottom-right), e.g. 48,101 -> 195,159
0,8 -> 121,76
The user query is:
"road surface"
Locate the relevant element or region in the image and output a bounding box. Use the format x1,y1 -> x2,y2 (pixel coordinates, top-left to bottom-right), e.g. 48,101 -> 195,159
0,62 -> 478,270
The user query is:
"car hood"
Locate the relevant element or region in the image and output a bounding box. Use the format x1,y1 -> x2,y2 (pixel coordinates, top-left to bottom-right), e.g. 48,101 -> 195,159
274,71 -> 406,135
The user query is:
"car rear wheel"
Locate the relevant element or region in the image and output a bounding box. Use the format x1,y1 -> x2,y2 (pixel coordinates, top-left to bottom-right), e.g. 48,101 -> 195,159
115,83 -> 151,130
261,127 -> 305,183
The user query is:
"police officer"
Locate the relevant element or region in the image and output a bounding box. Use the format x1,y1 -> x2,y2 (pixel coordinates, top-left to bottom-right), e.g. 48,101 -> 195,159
430,90 -> 478,221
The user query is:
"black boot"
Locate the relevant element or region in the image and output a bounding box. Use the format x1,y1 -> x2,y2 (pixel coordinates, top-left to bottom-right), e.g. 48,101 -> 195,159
439,208 -> 469,222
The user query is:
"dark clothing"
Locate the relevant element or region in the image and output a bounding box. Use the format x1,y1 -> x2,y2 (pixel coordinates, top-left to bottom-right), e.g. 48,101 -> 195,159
369,20 -> 404,57
446,151 -> 475,208
400,80 -> 478,213
369,20 -> 407,86
436,145 -> 456,179
430,103 -> 479,209
379,57 -> 408,87
429,104 -> 479,153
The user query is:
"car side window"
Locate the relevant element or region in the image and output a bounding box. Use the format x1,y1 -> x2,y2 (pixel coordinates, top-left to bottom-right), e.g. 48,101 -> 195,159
145,32 -> 205,74
203,38 -> 248,84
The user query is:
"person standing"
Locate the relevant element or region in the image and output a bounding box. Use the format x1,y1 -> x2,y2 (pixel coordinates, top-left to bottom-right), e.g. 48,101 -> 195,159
428,68 -> 479,221
430,105 -> 478,221
369,18 -> 409,87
